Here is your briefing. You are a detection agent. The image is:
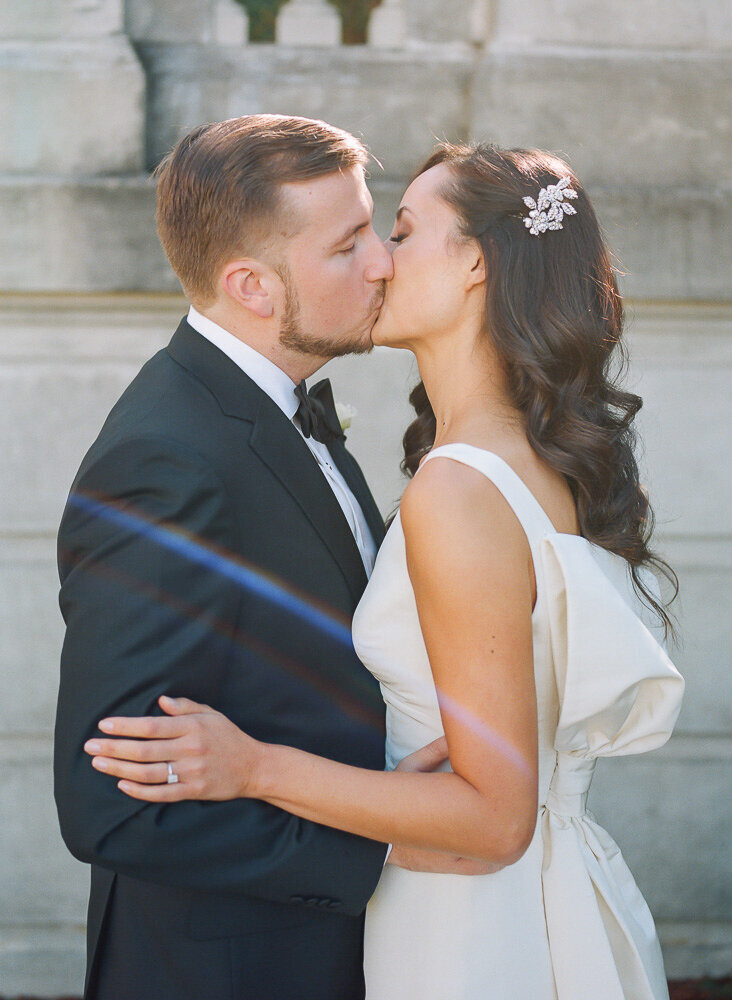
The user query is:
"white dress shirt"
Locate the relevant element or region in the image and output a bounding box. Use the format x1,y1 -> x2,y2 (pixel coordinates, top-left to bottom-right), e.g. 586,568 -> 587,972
187,307 -> 377,577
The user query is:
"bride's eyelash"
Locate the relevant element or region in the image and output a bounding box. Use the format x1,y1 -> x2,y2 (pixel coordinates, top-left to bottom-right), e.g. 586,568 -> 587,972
389,234 -> 407,244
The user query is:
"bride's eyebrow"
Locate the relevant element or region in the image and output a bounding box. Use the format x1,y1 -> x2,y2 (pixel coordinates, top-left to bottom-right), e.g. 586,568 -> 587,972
395,205 -> 415,223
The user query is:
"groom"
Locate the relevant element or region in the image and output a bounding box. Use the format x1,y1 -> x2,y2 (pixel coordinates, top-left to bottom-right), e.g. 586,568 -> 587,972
54,115 -> 455,1000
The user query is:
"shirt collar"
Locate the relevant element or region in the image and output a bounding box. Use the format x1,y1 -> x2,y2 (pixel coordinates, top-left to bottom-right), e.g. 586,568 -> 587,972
187,306 -> 299,421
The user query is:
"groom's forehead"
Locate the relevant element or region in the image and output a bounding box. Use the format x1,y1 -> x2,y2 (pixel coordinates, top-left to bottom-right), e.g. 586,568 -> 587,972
280,168 -> 373,240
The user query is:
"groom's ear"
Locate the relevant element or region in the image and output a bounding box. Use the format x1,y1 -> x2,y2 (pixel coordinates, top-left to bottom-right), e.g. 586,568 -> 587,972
220,259 -> 276,319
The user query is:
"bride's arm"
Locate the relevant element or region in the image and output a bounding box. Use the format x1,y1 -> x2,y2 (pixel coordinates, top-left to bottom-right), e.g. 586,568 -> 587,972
86,460 -> 539,865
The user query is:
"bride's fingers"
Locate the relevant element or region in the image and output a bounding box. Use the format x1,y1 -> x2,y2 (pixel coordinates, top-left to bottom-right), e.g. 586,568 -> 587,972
117,779 -> 187,803
91,756 -> 170,785
84,737 -> 184,762
158,695 -> 213,715
97,714 -> 190,739
395,735 -> 449,772
424,736 -> 449,758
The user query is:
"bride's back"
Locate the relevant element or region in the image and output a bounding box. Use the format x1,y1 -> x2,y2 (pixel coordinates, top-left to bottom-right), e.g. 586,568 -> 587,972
356,440 -> 683,1000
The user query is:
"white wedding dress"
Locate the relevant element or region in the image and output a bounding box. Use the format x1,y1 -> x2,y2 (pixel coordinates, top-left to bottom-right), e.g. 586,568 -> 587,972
353,444 -> 684,1000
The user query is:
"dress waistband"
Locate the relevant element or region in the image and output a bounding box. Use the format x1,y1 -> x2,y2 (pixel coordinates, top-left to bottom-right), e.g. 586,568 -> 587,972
544,752 -> 596,818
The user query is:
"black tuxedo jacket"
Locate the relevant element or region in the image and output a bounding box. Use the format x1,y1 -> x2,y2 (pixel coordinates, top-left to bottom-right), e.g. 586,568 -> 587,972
54,319 -> 389,1000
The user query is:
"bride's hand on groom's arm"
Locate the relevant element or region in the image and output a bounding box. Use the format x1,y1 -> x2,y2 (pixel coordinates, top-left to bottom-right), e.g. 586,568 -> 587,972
85,706 -> 504,875
83,696 -> 266,802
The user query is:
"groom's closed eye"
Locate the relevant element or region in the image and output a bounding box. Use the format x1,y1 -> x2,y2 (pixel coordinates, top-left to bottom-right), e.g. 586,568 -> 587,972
330,213 -> 373,253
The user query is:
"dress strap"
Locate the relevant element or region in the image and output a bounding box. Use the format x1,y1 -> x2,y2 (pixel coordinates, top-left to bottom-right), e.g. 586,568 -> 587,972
419,444 -> 556,555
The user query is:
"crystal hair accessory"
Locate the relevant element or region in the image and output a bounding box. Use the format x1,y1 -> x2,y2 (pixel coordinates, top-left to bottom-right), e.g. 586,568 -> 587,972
522,176 -> 578,236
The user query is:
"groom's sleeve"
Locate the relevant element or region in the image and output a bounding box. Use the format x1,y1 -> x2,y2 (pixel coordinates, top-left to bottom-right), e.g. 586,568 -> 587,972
54,435 -> 388,915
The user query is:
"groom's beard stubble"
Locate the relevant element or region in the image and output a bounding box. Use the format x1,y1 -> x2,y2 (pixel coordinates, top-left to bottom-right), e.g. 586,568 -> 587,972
278,268 -> 385,359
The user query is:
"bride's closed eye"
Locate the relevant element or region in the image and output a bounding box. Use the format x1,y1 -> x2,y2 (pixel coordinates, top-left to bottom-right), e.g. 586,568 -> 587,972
388,233 -> 407,244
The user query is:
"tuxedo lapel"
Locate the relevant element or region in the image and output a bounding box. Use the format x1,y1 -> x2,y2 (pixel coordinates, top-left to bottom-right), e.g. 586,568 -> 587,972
327,437 -> 386,549
307,376 -> 385,551
167,319 -> 263,423
167,318 -> 372,601
249,402 -> 368,602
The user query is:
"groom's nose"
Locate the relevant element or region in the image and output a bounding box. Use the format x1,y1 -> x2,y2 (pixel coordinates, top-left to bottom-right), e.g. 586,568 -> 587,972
364,229 -> 394,283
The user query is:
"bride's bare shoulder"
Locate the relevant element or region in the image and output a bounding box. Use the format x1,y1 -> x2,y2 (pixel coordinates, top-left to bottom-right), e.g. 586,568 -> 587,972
400,455 -> 527,552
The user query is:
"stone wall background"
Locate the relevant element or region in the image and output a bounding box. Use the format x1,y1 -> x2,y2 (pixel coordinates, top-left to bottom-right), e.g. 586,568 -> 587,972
0,0 -> 730,993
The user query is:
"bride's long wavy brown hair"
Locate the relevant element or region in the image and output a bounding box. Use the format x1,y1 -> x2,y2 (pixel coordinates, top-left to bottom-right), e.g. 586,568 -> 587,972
400,143 -> 677,637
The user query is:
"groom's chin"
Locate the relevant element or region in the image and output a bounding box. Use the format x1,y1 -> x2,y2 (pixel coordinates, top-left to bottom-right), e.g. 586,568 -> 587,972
348,320 -> 379,355
319,328 -> 375,359
349,332 -> 376,356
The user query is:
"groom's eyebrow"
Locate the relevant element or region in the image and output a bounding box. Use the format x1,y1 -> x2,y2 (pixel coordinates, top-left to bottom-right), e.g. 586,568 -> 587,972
329,215 -> 372,248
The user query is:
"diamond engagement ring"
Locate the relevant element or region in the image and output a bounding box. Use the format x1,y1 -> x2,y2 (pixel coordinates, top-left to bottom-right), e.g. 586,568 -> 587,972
167,763 -> 179,785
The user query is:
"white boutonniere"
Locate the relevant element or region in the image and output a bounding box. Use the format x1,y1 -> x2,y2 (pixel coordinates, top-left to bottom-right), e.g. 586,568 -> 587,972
335,401 -> 357,432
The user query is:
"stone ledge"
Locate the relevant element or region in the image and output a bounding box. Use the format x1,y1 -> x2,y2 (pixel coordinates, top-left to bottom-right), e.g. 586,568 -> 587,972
0,38 -> 145,174
0,177 -> 174,293
133,42 -> 729,189
0,293 -> 185,361
471,49 -> 729,189
1,177 -> 729,299
0,0 -> 123,40
135,41 -> 472,176
490,0 -> 732,50
402,0 -> 479,45
125,0 -> 248,45
0,926 -> 85,997
566,184 -> 730,300
659,923 -> 732,980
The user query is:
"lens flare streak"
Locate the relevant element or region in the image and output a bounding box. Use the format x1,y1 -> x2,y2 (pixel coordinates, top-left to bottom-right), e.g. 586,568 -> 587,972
68,491 -> 353,649
436,691 -> 535,780
67,491 -> 534,776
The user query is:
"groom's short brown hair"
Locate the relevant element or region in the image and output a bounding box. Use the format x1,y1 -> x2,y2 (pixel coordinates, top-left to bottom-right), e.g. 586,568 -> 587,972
155,114 -> 369,305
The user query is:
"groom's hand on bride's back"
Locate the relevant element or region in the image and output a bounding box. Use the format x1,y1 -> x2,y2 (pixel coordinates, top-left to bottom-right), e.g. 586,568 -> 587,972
387,737 -> 505,876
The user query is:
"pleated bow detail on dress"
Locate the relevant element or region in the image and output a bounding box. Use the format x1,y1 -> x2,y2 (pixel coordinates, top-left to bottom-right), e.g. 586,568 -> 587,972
540,534 -> 684,1000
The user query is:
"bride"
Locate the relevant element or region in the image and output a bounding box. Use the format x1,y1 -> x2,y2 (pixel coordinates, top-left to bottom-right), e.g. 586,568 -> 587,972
84,143 -> 684,999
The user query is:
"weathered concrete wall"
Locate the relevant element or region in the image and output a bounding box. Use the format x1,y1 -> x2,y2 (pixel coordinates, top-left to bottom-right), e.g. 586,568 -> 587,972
137,44 -> 471,176
124,0 -> 249,45
0,0 -> 729,993
0,0 -> 144,177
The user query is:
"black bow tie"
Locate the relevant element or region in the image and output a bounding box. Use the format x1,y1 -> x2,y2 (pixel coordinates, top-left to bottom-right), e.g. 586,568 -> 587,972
294,378 -> 345,445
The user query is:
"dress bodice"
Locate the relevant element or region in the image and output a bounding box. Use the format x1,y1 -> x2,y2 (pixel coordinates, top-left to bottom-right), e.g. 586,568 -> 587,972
355,443 -> 684,1000
352,452 -> 560,797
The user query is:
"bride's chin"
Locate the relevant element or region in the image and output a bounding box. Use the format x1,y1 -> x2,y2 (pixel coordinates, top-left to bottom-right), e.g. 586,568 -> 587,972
370,315 -> 396,348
